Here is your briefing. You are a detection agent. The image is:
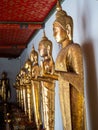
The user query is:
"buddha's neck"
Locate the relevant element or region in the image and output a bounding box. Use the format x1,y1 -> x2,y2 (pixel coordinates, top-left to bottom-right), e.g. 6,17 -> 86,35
62,39 -> 72,48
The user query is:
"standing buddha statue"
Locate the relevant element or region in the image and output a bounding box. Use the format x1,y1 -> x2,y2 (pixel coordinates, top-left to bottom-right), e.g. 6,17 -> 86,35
24,59 -> 33,122
38,31 -> 55,130
30,46 -> 42,130
1,72 -> 10,102
53,1 -> 86,130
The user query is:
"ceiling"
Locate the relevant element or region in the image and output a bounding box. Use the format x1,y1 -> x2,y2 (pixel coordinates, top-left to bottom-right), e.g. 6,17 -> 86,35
0,0 -> 63,58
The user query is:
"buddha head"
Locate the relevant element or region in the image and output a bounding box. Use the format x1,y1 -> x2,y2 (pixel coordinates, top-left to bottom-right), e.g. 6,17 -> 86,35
24,59 -> 32,72
53,0 -> 73,43
20,68 -> 26,77
30,45 -> 38,63
38,30 -> 52,57
2,71 -> 7,79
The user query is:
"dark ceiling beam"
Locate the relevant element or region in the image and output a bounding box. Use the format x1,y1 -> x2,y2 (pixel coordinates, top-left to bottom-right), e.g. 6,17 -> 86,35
0,23 -> 43,29
0,21 -> 43,25
0,45 -> 26,49
0,54 -> 19,59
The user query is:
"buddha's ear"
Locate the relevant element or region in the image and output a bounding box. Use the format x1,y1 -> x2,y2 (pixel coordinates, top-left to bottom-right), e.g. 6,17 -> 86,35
47,45 -> 50,50
66,24 -> 72,40
47,45 -> 50,55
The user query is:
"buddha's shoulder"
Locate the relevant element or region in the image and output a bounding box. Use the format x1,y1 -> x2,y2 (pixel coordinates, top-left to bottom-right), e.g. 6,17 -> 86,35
69,43 -> 81,50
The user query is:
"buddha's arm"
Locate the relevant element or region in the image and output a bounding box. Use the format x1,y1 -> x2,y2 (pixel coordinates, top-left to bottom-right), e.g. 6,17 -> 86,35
56,70 -> 83,94
40,72 -> 58,80
56,45 -> 84,95
32,70 -> 58,82
40,59 -> 58,80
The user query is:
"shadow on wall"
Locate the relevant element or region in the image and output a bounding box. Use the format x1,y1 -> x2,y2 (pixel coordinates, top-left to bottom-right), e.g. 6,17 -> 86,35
77,0 -> 98,129
82,41 -> 98,130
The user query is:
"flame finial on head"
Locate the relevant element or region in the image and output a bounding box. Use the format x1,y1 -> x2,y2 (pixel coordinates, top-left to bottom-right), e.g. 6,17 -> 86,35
39,30 -> 52,48
38,29 -> 52,55
42,29 -> 48,41
30,45 -> 38,59
32,45 -> 35,51
56,0 -> 62,11
43,29 -> 46,37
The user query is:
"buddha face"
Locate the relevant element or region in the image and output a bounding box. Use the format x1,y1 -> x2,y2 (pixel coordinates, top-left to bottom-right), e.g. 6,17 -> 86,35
20,69 -> 25,77
53,22 -> 67,44
38,44 -> 47,57
2,72 -> 7,79
25,62 -> 28,69
30,53 -> 35,63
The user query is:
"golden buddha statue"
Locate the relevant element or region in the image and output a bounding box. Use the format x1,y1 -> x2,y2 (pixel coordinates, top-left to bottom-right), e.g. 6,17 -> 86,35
24,59 -> 32,83
1,72 -> 11,102
24,59 -> 34,122
18,70 -> 24,110
14,74 -> 21,106
19,68 -> 28,114
53,1 -> 86,130
17,73 -> 22,108
38,31 -> 55,130
30,45 -> 42,130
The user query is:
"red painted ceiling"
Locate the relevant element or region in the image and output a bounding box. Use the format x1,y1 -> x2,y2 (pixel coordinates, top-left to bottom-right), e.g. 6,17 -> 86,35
0,0 -> 60,58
